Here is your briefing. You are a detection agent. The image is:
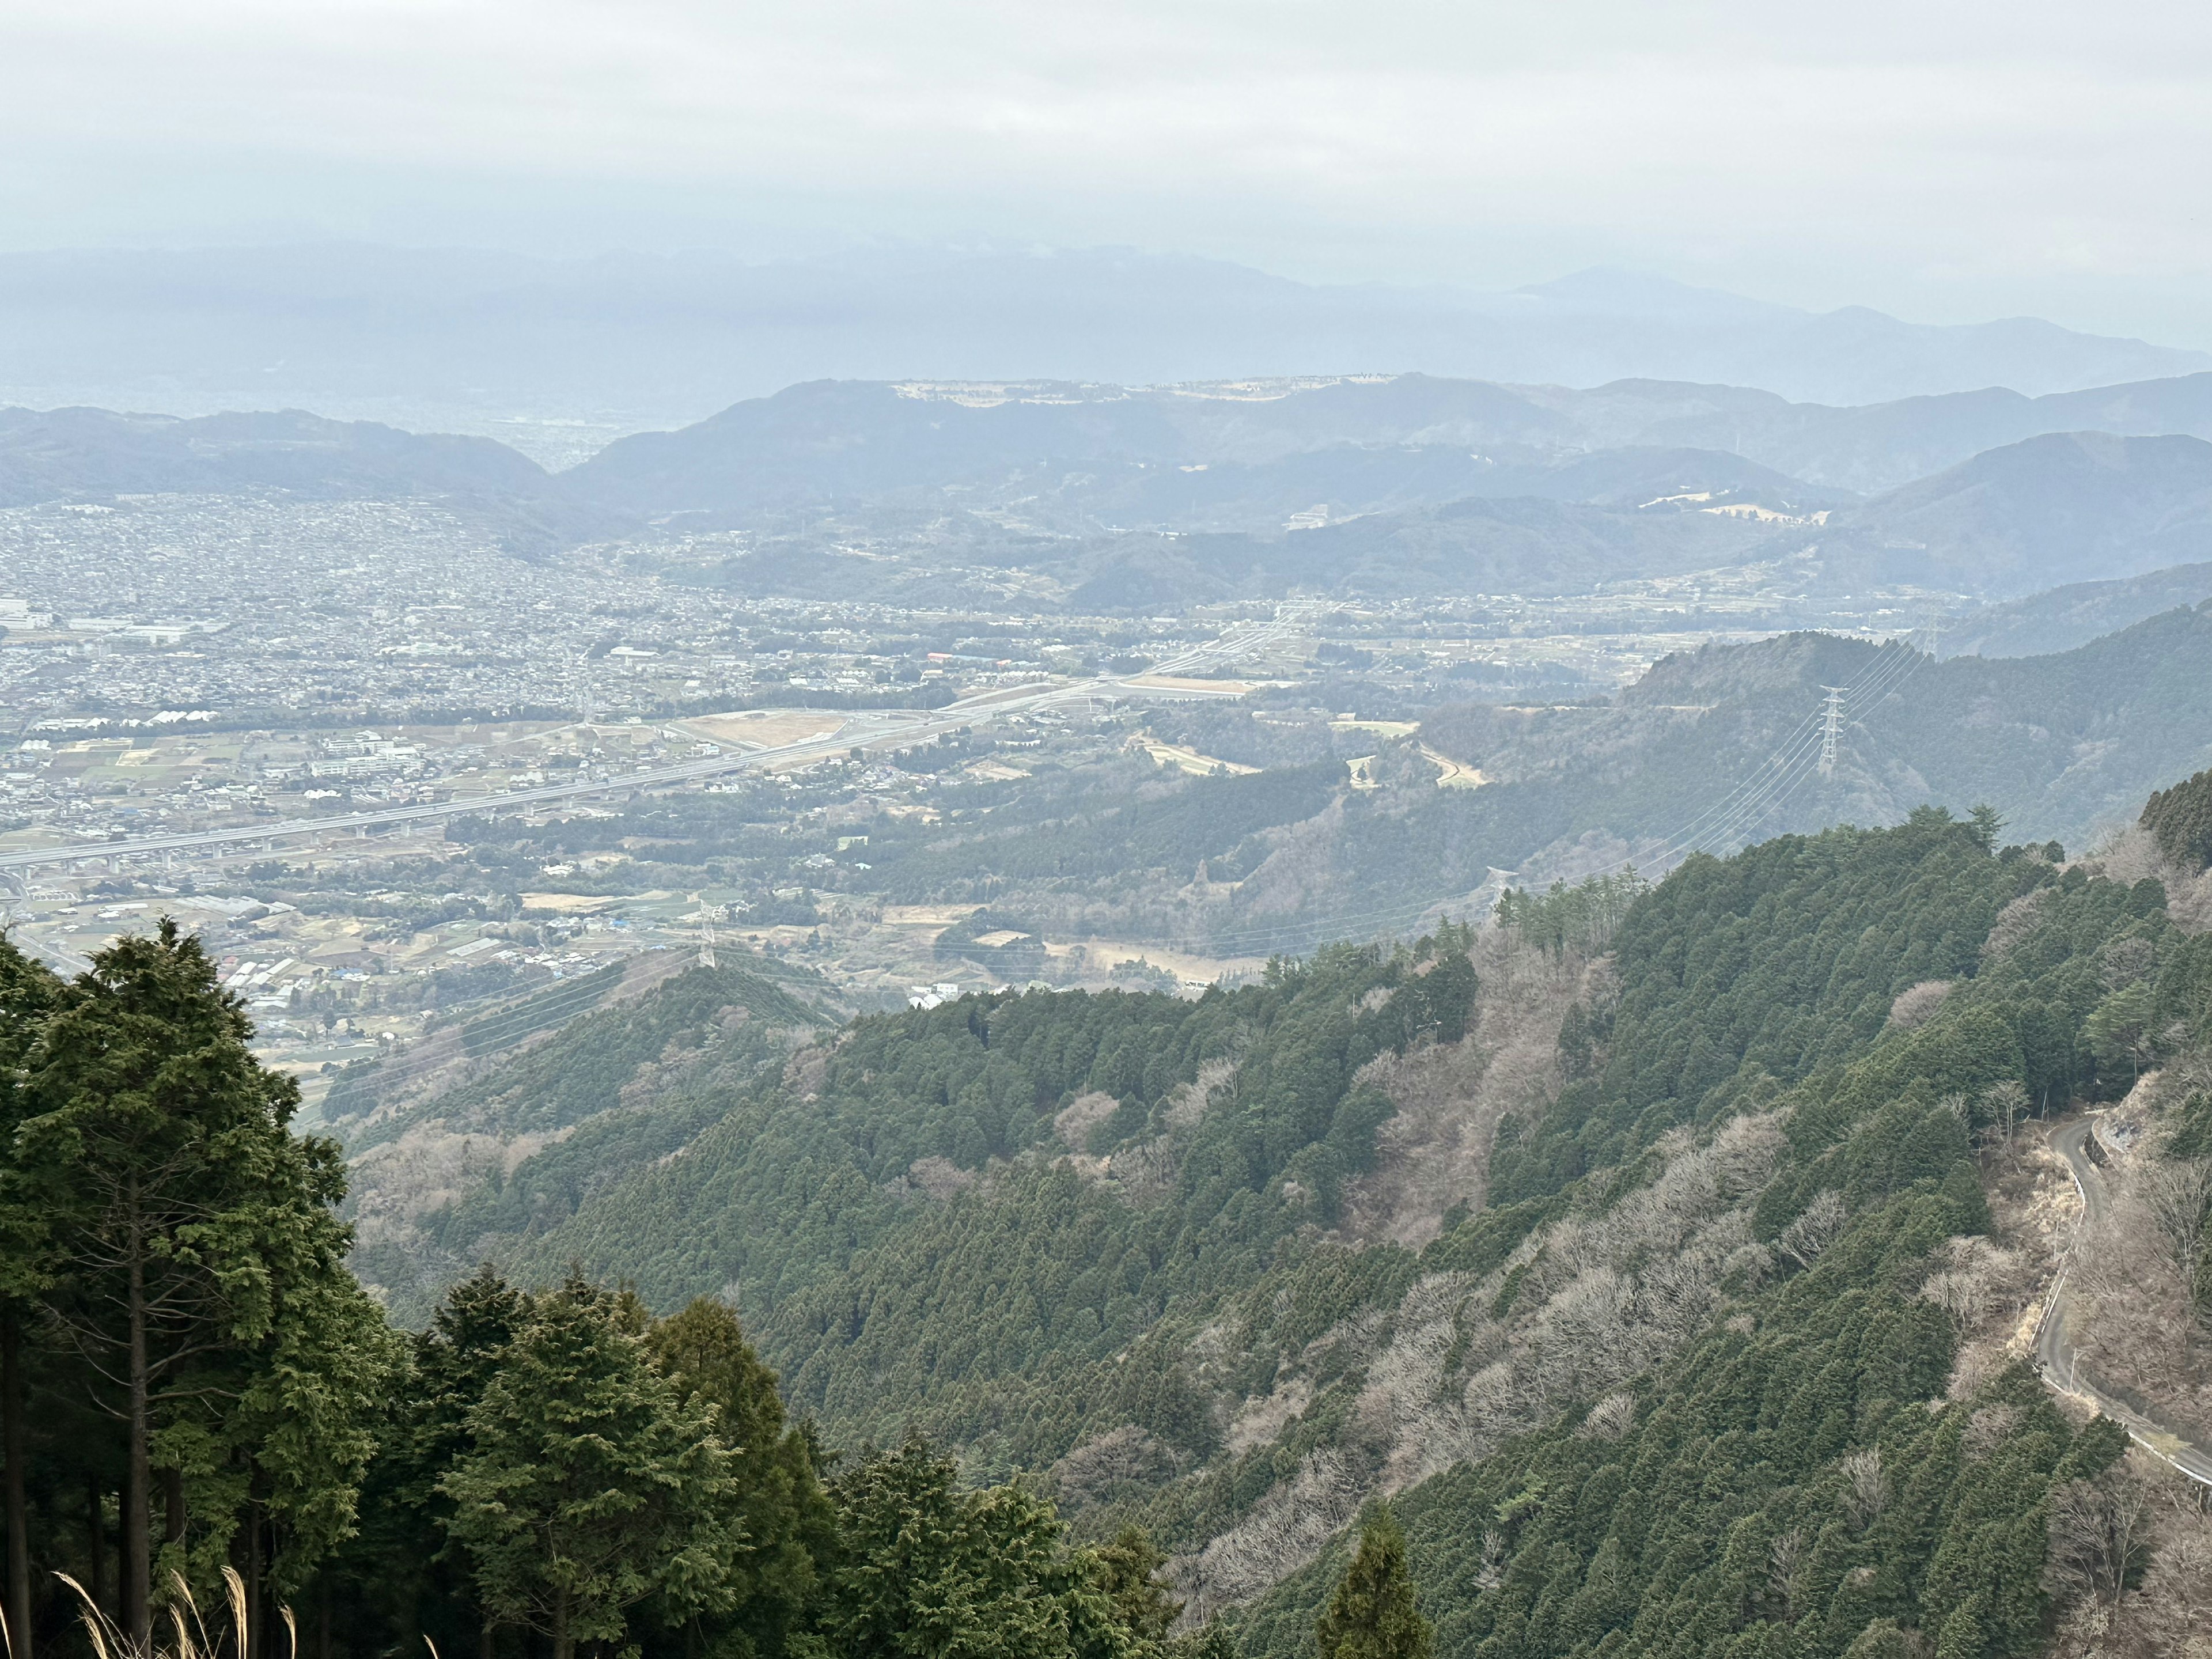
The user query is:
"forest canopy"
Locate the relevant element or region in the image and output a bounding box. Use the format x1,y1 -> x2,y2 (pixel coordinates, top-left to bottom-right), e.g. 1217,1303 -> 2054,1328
6,794 -> 2210,1659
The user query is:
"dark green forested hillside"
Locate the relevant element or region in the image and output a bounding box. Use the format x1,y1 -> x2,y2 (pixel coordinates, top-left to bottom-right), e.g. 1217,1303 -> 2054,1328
9,789 -> 2210,1659
480,802 -> 2212,1657
335,960 -> 829,1324
516,934 -> 1479,1476
1235,812 -> 2210,1659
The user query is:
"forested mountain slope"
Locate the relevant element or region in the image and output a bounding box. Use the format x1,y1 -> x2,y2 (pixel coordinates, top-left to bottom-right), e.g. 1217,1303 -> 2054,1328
1180,605 -> 2212,946
354,787 -> 2212,1656
331,959 -> 828,1324
1942,560 -> 2212,658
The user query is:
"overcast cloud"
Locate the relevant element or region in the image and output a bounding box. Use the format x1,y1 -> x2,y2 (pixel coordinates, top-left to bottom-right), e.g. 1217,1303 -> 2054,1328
6,1 -> 2212,343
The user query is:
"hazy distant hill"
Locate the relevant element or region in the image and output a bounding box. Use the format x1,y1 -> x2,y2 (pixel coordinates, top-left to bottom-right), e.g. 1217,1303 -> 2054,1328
1244,601 -> 2212,940
3,244 -> 2204,454
1944,560 -> 2212,658
569,369 -> 2212,520
0,405 -> 555,505
1810,431 -> 2212,596
0,404 -> 626,552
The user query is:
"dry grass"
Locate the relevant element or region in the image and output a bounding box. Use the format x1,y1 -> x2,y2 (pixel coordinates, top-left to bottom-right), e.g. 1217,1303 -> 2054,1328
56,1566 -> 290,1659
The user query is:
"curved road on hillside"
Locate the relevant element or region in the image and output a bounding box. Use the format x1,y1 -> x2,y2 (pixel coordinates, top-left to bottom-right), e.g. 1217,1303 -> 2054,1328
0,606 -> 1312,880
2036,1117 -> 2212,1486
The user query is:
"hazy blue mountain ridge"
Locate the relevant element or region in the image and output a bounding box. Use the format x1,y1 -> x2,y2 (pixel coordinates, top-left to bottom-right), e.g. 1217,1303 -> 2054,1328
4,245 -> 2204,443
1808,431 -> 2212,596
1942,559 -> 2212,658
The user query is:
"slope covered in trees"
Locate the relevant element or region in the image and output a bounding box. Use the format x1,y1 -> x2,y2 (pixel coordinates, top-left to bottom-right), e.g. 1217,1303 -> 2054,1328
492,804 -> 2212,1653
9,785 -> 2212,1659
331,960 -> 828,1325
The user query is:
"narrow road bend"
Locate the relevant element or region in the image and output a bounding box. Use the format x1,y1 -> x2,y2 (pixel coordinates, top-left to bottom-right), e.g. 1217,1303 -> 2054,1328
2035,1116 -> 2212,1486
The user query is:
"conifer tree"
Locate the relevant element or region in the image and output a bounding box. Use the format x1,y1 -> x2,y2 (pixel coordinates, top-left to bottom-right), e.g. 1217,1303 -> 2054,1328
643,1297 -> 835,1654
12,922 -> 387,1644
0,933 -> 61,1659
441,1275 -> 743,1659
1315,1514 -> 1431,1659
347,1267 -> 532,1659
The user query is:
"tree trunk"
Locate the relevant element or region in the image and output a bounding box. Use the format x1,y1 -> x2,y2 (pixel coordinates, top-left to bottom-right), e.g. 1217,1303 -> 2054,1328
124,1209 -> 151,1648
552,1591 -> 570,1659
3,1308 -> 29,1659
85,1481 -> 103,1614
163,1469 -> 185,1547
479,1616 -> 496,1659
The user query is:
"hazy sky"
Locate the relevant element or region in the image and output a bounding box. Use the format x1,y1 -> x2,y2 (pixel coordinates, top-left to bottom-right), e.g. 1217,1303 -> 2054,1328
9,0 -> 2212,343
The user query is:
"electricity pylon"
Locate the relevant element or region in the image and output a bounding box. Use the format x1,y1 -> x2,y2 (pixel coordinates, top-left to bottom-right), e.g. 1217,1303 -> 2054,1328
1817,687 -> 1847,777
690,893 -> 718,968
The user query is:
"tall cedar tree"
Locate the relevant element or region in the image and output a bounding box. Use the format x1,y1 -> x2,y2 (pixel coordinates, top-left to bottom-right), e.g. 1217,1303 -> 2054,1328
9,922 -> 388,1645
1314,1516 -> 1431,1659
642,1298 -> 836,1656
0,933 -> 61,1658
440,1275 -> 744,1659
350,1266 -> 533,1659
822,1435 -> 1134,1659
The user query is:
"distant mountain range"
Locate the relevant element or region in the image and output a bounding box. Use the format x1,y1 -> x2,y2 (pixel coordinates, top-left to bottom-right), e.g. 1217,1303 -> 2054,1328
566,370 -> 2212,510
1944,560 -> 2212,658
1,244 -> 2205,452
13,373 -> 2212,600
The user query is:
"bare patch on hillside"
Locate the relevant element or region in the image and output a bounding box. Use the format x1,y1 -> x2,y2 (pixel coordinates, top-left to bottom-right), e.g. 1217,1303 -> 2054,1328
2067,1081 -> 2212,1446
1225,1377 -> 1314,1455
1055,1090 -> 1119,1149
903,1155 -> 980,1202
2086,824 -> 2212,934
1939,1124 -> 2078,1400
1340,932 -> 1607,1248
1180,1109 -> 1786,1617
2049,1451 -> 2212,1657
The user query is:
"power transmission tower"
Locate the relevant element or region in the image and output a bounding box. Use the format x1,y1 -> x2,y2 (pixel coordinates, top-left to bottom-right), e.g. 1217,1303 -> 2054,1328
1817,687 -> 1847,777
690,893 -> 718,968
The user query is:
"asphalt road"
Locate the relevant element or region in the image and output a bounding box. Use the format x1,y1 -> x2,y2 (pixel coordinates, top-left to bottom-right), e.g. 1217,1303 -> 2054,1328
2036,1116 -> 2212,1486
0,607 -> 1308,878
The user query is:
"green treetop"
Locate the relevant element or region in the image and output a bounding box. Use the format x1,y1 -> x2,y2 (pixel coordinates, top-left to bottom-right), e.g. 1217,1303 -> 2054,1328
1314,1515 -> 1431,1659
440,1274 -> 745,1659
644,1296 -> 836,1657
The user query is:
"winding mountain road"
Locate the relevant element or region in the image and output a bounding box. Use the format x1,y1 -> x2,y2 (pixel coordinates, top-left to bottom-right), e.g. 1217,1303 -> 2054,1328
2035,1116 -> 2212,1486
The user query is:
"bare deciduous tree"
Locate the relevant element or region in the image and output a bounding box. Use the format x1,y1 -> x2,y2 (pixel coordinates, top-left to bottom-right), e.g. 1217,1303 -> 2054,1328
1472,1529 -> 1505,1593
1777,1190 -> 1847,1271
2048,1474 -> 2153,1612
1980,1080 -> 2029,1148
2137,1157 -> 2212,1281
1841,1446 -> 1889,1528
1767,1527 -> 1806,1622
1581,1391 -> 1636,1441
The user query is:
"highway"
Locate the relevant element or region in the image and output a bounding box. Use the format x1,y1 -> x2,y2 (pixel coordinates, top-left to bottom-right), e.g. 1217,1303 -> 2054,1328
2035,1116 -> 2212,1487
0,605 -> 1310,878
